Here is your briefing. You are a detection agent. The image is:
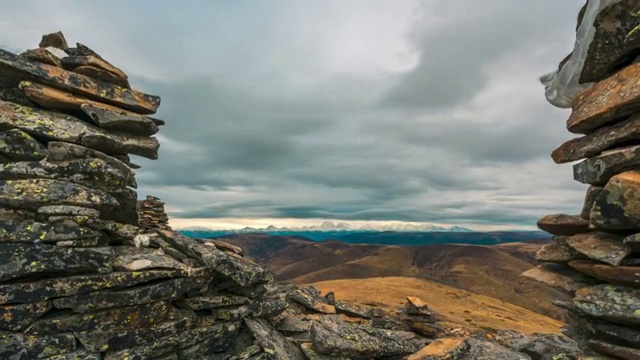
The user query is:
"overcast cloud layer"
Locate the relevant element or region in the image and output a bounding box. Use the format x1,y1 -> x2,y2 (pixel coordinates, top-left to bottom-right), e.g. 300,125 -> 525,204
0,0 -> 587,230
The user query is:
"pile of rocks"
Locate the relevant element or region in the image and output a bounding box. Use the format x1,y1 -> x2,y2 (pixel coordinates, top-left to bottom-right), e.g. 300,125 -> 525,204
530,2 -> 640,359
0,31 -> 282,359
138,195 -> 172,232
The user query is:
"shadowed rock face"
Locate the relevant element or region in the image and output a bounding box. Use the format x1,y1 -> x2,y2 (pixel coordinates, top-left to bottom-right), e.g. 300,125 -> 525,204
533,2 -> 640,357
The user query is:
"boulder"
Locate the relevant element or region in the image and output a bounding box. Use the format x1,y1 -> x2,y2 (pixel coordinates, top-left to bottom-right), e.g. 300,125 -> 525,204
535,244 -> 578,263
39,31 -> 69,51
573,145 -> 640,185
522,263 -> 599,294
568,63 -> 640,134
81,103 -> 159,136
537,214 -> 590,235
564,232 -> 629,266
588,339 -> 640,359
553,114 -> 640,164
581,186 -> 604,219
0,179 -> 119,211
573,284 -> 640,326
579,0 -> 640,83
0,129 -> 47,162
20,48 -> 63,67
309,316 -> 425,359
569,260 -> 640,287
60,55 -> 128,81
0,243 -> 113,281
73,65 -> 131,88
0,301 -> 51,331
591,171 -> 640,231
244,318 -> 306,360
0,332 -> 77,359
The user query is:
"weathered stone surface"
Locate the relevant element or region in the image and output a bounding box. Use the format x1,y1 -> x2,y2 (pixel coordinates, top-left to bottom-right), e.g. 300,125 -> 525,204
20,48 -> 62,67
0,243 -> 112,281
0,179 -> 118,211
537,214 -> 590,235
522,263 -> 599,294
0,87 -> 36,107
573,284 -> 640,326
39,31 -> 69,51
334,300 -> 379,319
569,260 -> 640,287
56,238 -> 102,247
588,339 -> 640,360
310,316 -> 425,359
565,232 -> 629,266
0,101 -> 159,159
0,331 -> 76,359
579,0 -> 640,83
74,65 -> 130,88
19,82 -> 153,138
591,172 -> 640,231
81,103 -> 159,136
46,350 -> 102,360
585,317 -> 640,348
47,142 -> 135,187
52,276 -> 203,312
104,187 -> 139,225
0,218 -> 99,243
75,317 -> 206,352
624,233 -> 640,252
175,295 -> 251,310
103,321 -> 239,360
245,318 -> 306,360
406,337 -> 467,360
26,301 -> 173,334
568,63 -> 640,134
216,305 -> 252,321
38,205 -> 100,217
159,230 -> 268,287
61,55 -> 128,80
0,158 -> 132,193
0,301 -> 51,331
289,287 -> 336,314
0,49 -> 159,114
0,129 -> 46,162
554,115 -> 640,164
113,246 -> 190,272
535,244 -> 577,263
582,186 -> 604,219
300,342 -> 349,360
203,239 -> 244,257
574,146 -> 640,185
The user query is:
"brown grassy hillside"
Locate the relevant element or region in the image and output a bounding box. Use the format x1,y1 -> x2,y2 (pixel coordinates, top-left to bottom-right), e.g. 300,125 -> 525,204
221,234 -> 570,322
311,276 -> 564,335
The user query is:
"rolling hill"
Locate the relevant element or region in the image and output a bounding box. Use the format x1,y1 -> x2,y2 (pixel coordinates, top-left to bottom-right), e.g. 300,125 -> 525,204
215,234 -> 570,323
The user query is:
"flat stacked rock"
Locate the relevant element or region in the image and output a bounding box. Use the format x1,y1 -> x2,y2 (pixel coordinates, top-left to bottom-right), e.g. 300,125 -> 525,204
532,3 -> 640,359
138,195 -> 171,231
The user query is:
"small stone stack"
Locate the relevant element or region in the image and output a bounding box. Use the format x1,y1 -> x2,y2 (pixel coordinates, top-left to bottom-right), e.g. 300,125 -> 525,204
530,2 -> 640,359
138,195 -> 171,231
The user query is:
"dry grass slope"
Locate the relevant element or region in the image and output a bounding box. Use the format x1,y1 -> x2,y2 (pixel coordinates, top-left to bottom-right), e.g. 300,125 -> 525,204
311,276 -> 565,335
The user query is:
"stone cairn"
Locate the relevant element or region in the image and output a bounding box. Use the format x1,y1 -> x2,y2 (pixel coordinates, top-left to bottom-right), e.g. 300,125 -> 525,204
528,2 -> 640,359
138,195 -> 172,232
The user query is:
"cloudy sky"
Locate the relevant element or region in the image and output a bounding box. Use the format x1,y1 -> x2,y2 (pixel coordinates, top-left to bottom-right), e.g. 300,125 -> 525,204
1,0 -> 587,230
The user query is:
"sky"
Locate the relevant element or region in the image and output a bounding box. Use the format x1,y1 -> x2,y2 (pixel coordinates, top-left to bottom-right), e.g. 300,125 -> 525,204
0,0 -> 588,231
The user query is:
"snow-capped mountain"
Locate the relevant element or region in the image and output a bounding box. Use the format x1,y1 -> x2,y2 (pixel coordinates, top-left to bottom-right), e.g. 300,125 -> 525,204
180,221 -> 473,233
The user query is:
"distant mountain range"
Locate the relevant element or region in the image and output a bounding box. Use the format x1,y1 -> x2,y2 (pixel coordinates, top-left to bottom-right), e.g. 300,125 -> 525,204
178,221 -> 474,233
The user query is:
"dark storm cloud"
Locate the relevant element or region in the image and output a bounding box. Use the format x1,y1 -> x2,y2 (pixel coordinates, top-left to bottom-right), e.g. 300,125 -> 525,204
0,0 -> 588,228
